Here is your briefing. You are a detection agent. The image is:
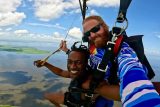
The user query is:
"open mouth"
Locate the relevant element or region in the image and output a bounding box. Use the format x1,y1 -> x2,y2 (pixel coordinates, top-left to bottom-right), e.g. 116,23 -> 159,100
70,70 -> 78,74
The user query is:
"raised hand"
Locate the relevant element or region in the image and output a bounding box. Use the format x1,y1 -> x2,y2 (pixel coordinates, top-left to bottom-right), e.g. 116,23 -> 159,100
59,40 -> 69,52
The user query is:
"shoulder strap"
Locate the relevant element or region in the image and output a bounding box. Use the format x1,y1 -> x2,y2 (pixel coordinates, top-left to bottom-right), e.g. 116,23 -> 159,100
124,35 -> 144,61
123,35 -> 155,79
88,31 -> 124,92
114,35 -> 124,56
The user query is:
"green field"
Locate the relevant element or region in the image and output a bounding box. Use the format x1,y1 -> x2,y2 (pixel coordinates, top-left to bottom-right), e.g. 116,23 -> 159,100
0,105 -> 18,107
0,45 -> 50,54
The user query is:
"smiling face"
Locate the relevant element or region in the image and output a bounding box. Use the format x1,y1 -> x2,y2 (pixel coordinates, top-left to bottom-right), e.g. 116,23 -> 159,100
83,16 -> 109,48
67,51 -> 87,79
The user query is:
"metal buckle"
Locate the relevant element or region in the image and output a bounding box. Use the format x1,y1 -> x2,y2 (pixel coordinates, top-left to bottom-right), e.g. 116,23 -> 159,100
97,63 -> 108,72
85,93 -> 94,98
107,41 -> 115,45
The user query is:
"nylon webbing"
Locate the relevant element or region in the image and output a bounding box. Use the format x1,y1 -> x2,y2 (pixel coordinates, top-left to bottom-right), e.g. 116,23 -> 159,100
117,0 -> 132,23
79,0 -> 87,21
88,42 -> 115,94
98,44 -> 114,70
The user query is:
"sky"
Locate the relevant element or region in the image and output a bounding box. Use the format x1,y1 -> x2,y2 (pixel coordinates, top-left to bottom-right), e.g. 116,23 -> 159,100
0,0 -> 160,56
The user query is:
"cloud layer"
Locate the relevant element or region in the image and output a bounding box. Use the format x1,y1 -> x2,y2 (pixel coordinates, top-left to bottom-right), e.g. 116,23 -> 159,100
0,0 -> 26,26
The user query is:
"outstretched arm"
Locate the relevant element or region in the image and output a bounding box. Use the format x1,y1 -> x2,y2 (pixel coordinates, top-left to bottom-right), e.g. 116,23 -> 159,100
33,40 -> 70,78
44,92 -> 64,107
34,60 -> 70,78
117,42 -> 160,106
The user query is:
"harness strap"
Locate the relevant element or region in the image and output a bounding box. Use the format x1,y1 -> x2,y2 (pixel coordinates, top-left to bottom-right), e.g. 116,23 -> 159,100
114,35 -> 123,56
64,91 -> 94,107
88,29 -> 125,94
69,87 -> 95,94
97,42 -> 115,72
88,41 -> 115,95
94,27 -> 124,75
117,0 -> 132,23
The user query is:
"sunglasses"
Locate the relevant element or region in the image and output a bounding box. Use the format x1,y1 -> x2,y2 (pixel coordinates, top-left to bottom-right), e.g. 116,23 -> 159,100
82,24 -> 101,42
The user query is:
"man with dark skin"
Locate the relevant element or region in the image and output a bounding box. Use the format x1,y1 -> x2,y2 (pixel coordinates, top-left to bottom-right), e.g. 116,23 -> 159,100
34,43 -> 89,107
34,42 -> 117,107
35,38 -> 159,107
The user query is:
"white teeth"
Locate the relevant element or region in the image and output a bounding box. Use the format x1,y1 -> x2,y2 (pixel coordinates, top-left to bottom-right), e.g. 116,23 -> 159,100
71,70 -> 78,74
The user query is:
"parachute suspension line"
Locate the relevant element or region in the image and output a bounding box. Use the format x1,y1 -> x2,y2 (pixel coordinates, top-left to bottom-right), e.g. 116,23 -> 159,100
79,0 -> 88,45
40,15 -> 78,65
64,14 -> 78,40
79,0 -> 88,21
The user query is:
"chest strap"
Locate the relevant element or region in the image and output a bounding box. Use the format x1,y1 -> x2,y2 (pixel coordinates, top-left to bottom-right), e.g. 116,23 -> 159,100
87,30 -> 124,97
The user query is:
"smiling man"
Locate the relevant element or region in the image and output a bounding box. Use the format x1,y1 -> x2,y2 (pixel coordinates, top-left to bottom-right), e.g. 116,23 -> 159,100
34,42 -> 89,79
33,42 -> 93,107
82,15 -> 160,107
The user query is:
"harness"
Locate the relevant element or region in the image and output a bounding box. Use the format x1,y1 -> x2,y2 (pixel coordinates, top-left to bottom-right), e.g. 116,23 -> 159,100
64,29 -> 126,107
82,0 -> 155,99
69,0 -> 155,106
64,66 -> 96,107
87,28 -> 125,96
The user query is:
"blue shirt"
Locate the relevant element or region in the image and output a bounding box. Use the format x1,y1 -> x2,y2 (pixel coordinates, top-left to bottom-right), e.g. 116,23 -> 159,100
89,42 -> 160,107
117,42 -> 160,107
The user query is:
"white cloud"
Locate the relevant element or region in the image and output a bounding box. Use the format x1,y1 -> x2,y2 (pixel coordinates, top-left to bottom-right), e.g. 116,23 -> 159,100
0,0 -> 21,13
0,0 -> 26,27
27,23 -> 66,30
0,0 -> 119,26
0,12 -> 26,26
33,0 -> 119,21
68,27 -> 82,39
0,29 -> 64,42
53,32 -> 63,39
87,0 -> 119,7
14,29 -> 29,35
90,9 -> 99,16
5,28 -> 12,31
0,32 -> 6,36
34,0 -> 65,21
54,23 -> 66,30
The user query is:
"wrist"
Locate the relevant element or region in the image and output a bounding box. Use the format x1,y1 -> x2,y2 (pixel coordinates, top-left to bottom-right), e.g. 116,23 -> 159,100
66,49 -> 70,55
43,61 -> 48,66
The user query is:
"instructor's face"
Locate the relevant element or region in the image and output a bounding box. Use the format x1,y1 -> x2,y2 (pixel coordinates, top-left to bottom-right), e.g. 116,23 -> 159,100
83,19 -> 108,48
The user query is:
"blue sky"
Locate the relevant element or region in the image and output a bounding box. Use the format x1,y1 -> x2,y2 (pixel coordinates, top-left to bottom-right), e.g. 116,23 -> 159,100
0,0 -> 160,56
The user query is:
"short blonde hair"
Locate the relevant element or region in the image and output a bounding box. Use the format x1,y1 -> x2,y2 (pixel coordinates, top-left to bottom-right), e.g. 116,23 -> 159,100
83,15 -> 109,33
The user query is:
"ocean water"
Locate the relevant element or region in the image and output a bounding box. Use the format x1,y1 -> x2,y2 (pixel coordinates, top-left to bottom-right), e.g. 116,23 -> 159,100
0,40 -> 159,107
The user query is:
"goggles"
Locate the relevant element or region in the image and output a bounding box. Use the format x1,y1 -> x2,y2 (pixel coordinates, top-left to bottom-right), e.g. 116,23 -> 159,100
71,41 -> 88,50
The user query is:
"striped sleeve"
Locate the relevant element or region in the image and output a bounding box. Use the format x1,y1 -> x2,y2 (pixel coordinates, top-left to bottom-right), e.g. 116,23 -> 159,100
117,42 -> 160,107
